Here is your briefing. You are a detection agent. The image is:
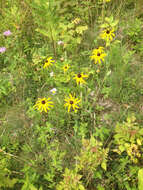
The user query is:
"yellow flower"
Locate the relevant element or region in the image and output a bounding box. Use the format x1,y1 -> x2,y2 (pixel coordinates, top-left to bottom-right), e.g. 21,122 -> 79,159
73,73 -> 88,85
43,57 -> 55,68
33,97 -> 54,113
90,48 -> 107,64
64,94 -> 81,113
63,64 -> 70,73
72,18 -> 81,25
127,144 -> 141,163
104,0 -> 111,2
92,47 -> 104,55
100,28 -> 115,42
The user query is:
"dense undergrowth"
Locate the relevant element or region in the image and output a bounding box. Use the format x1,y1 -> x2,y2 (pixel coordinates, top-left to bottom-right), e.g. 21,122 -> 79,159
0,0 -> 143,189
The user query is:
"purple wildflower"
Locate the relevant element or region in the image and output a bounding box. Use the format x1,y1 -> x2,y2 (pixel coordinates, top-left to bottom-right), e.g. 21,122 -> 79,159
0,47 -> 6,53
3,30 -> 12,36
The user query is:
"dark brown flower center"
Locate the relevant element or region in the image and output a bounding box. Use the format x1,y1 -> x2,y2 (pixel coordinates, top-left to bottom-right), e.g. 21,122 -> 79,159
106,30 -> 110,34
65,66 -> 67,69
78,74 -> 82,78
41,100 -> 46,104
70,101 -> 74,104
97,53 -> 101,56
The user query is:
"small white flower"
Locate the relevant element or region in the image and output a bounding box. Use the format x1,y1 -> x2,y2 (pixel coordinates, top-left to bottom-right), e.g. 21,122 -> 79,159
50,88 -> 57,95
57,41 -> 64,45
50,72 -> 54,77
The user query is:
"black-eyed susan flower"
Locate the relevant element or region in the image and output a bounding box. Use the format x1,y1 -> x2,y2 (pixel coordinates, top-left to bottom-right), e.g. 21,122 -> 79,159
92,46 -> 104,55
73,73 -> 88,85
43,57 -> 55,68
64,94 -> 81,113
90,48 -> 107,64
100,28 -> 115,42
33,97 -> 54,113
63,64 -> 70,73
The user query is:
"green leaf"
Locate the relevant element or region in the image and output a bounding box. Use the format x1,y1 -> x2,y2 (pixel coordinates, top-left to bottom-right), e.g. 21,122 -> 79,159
119,145 -> 125,152
79,184 -> 85,190
97,184 -> 105,190
101,162 -> 107,171
138,169 -> 143,190
30,184 -> 38,190
137,139 -> 142,146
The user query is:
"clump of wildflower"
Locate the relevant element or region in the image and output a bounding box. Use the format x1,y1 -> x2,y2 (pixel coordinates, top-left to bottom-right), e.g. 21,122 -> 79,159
0,47 -> 6,53
90,47 -> 106,64
100,28 -> 115,42
43,57 -> 55,68
73,73 -> 88,85
127,144 -> 141,163
50,88 -> 57,95
33,97 -> 54,113
3,30 -> 12,36
64,94 -> 81,113
63,64 -> 70,73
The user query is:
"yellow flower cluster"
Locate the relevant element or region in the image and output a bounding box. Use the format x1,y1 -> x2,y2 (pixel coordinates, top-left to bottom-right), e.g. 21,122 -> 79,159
35,56 -> 89,113
90,24 -> 115,65
127,144 -> 141,163
34,94 -> 81,113
35,20 -> 116,114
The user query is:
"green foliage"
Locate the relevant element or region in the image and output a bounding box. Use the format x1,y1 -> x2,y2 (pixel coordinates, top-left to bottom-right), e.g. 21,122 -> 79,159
113,114 -> 143,163
76,135 -> 108,173
56,168 -> 85,190
138,169 -> 143,190
0,0 -> 143,189
0,151 -> 18,188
